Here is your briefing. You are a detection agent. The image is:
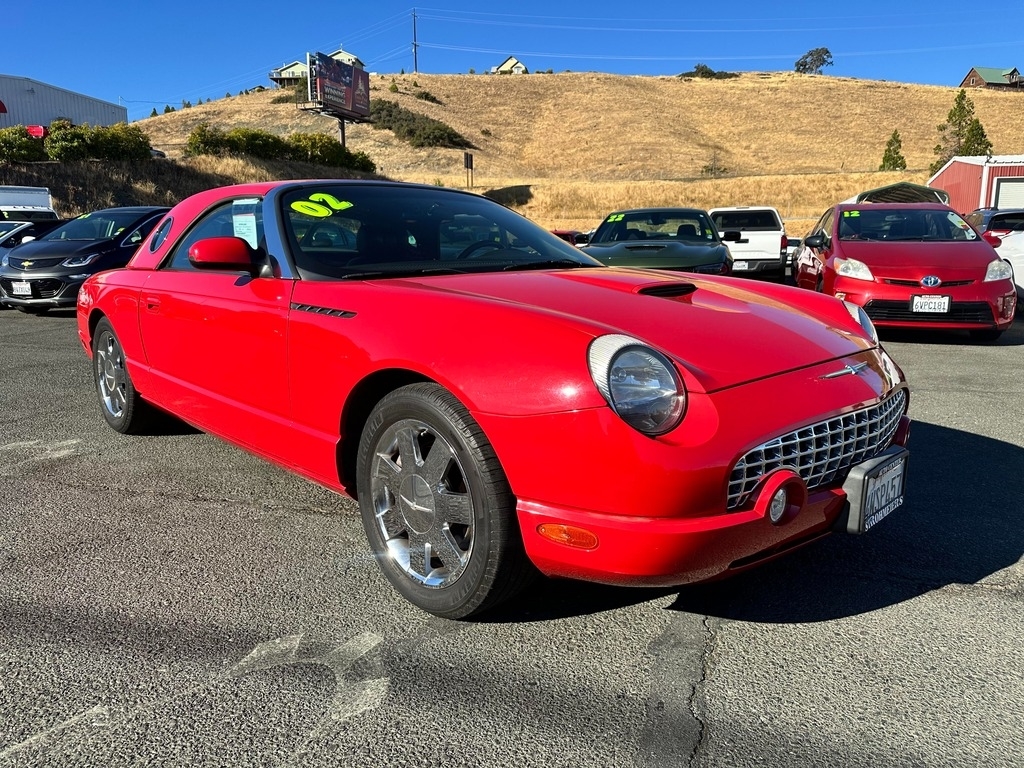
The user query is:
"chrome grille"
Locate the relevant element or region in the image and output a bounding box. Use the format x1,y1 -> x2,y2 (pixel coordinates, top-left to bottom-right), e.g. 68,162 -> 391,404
727,388 -> 907,510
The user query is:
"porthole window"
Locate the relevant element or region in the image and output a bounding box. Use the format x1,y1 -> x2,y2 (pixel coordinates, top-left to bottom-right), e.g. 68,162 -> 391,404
149,217 -> 173,252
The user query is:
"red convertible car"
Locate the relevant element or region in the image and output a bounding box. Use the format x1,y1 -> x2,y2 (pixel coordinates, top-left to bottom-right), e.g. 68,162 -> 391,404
77,181 -> 911,618
793,202 -> 1016,341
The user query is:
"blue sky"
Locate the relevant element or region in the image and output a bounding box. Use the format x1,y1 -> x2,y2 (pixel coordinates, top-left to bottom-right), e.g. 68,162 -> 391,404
6,1 -> 1023,121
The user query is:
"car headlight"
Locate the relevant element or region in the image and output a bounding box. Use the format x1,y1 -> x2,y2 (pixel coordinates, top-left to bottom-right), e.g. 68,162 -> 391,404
61,252 -> 102,268
588,334 -> 686,435
984,259 -> 1013,283
834,257 -> 874,281
0,255 -> 7,268
843,300 -> 879,344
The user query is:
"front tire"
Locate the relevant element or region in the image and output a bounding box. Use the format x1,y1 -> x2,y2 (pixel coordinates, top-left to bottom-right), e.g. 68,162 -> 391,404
92,318 -> 156,434
356,383 -> 533,618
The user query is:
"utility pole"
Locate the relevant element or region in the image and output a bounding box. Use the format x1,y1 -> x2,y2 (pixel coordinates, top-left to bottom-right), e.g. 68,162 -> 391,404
412,8 -> 419,74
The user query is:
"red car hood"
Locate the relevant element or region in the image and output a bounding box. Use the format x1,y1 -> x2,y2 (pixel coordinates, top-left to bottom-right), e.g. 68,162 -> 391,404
393,268 -> 872,392
839,240 -> 996,280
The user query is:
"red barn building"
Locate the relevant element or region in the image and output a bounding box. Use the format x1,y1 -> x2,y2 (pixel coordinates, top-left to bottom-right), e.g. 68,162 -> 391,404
928,155 -> 1024,214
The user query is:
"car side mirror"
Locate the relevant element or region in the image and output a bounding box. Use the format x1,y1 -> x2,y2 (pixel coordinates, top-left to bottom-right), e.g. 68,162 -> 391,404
982,232 -> 1001,248
22,236 -> 36,244
574,232 -> 589,245
189,236 -> 262,273
721,230 -> 742,242
803,233 -> 825,249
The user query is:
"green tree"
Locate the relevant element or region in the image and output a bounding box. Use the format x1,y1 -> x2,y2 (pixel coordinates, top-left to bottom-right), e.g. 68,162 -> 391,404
795,48 -> 833,75
149,108 -> 158,118
879,130 -> 907,171
163,104 -> 175,114
930,89 -> 993,173
0,126 -> 49,162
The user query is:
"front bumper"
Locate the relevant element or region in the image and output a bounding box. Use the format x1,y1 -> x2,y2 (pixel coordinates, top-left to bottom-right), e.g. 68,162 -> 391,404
834,276 -> 1016,330
0,273 -> 86,309
479,349 -> 910,587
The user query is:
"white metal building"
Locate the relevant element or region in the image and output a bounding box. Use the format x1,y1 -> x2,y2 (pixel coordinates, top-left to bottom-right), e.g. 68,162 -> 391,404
0,75 -> 127,129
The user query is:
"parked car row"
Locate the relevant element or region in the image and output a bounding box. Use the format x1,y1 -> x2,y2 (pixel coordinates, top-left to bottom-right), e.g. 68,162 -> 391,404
552,196 -> 1018,344
0,206 -> 170,313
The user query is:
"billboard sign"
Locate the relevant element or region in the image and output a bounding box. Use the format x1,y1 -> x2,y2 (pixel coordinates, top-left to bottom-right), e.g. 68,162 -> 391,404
307,51 -> 370,121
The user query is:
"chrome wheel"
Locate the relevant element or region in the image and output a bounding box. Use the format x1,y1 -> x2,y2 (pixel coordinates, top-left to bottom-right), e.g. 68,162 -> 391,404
91,317 -> 154,434
369,418 -> 474,588
96,329 -> 127,421
356,383 -> 534,618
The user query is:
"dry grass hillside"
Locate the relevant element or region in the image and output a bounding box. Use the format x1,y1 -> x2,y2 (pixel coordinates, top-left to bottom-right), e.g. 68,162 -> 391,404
8,71 -> 1024,235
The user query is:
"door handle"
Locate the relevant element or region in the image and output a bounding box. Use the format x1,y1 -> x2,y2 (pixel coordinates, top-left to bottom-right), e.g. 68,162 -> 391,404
143,295 -> 161,311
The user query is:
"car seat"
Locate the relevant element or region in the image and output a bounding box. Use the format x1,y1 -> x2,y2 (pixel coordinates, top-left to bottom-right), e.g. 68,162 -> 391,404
349,222 -> 418,265
676,223 -> 699,238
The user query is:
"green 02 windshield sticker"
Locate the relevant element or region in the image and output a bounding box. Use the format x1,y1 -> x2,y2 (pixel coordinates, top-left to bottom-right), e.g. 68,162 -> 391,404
290,192 -> 355,218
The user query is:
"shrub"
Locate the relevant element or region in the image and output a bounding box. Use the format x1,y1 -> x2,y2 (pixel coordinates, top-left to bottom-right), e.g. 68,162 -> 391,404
285,132 -> 377,172
415,90 -> 442,105
223,127 -> 289,160
679,64 -> 739,79
0,126 -> 49,162
43,122 -> 92,161
184,122 -> 228,157
88,122 -> 152,160
370,99 -> 472,149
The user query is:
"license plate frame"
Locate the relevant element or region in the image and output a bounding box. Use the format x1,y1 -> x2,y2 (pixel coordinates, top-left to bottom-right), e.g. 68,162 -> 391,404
841,446 -> 909,534
911,294 -> 950,313
732,260 -> 748,271
11,280 -> 31,297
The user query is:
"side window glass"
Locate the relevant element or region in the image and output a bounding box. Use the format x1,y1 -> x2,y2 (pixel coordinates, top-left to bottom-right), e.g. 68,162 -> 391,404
149,217 -> 173,252
123,214 -> 163,247
820,210 -> 834,239
164,198 -> 264,271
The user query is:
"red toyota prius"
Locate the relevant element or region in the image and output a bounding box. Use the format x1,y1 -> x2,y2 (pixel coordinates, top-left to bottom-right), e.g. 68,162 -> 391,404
793,202 -> 1016,341
77,180 -> 911,618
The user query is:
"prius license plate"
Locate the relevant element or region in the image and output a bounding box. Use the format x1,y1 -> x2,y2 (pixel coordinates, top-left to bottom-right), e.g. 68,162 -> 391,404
911,295 -> 949,313
841,447 -> 909,534
11,281 -> 31,296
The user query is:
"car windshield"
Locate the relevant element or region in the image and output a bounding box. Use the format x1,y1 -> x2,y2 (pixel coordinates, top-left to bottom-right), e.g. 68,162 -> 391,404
281,185 -> 602,278
0,222 -> 24,237
41,211 -> 147,242
588,210 -> 718,244
837,209 -> 978,242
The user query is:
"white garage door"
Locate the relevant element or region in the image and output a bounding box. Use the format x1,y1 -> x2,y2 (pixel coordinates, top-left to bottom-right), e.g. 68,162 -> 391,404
994,177 -> 1024,208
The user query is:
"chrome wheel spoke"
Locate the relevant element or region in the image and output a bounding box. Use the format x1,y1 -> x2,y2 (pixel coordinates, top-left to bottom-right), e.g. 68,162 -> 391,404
429,526 -> 467,572
435,490 -> 472,526
420,438 -> 454,486
407,532 -> 429,577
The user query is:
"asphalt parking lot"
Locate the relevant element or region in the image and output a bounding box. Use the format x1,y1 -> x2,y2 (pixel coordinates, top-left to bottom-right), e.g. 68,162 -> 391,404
1,307 -> 1022,768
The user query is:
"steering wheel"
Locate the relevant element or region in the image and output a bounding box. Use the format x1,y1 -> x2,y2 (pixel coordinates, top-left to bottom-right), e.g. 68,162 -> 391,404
456,240 -> 503,259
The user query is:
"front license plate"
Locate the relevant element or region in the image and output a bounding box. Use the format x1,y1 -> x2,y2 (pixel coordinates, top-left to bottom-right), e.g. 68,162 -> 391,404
911,294 -> 950,313
841,447 -> 909,534
732,260 -> 748,270
11,281 -> 31,296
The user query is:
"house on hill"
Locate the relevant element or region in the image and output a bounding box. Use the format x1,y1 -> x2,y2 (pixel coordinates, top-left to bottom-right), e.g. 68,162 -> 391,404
958,67 -> 1021,90
490,57 -> 528,75
270,48 -> 365,88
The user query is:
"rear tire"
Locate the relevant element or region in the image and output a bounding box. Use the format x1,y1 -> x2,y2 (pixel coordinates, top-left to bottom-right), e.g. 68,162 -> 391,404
356,383 -> 534,618
92,318 -> 156,434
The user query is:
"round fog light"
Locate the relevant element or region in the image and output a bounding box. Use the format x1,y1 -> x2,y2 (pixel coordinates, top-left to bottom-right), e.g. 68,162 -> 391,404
754,469 -> 807,526
768,488 -> 788,524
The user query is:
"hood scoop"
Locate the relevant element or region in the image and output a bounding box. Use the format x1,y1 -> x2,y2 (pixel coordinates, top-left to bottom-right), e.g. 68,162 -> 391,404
638,282 -> 698,298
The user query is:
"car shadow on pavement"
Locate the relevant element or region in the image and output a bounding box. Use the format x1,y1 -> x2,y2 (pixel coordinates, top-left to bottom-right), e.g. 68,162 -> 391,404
666,420 -> 1023,623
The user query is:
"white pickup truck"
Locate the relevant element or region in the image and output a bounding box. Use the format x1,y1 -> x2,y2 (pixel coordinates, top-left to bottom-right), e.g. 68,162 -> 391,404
708,206 -> 788,279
